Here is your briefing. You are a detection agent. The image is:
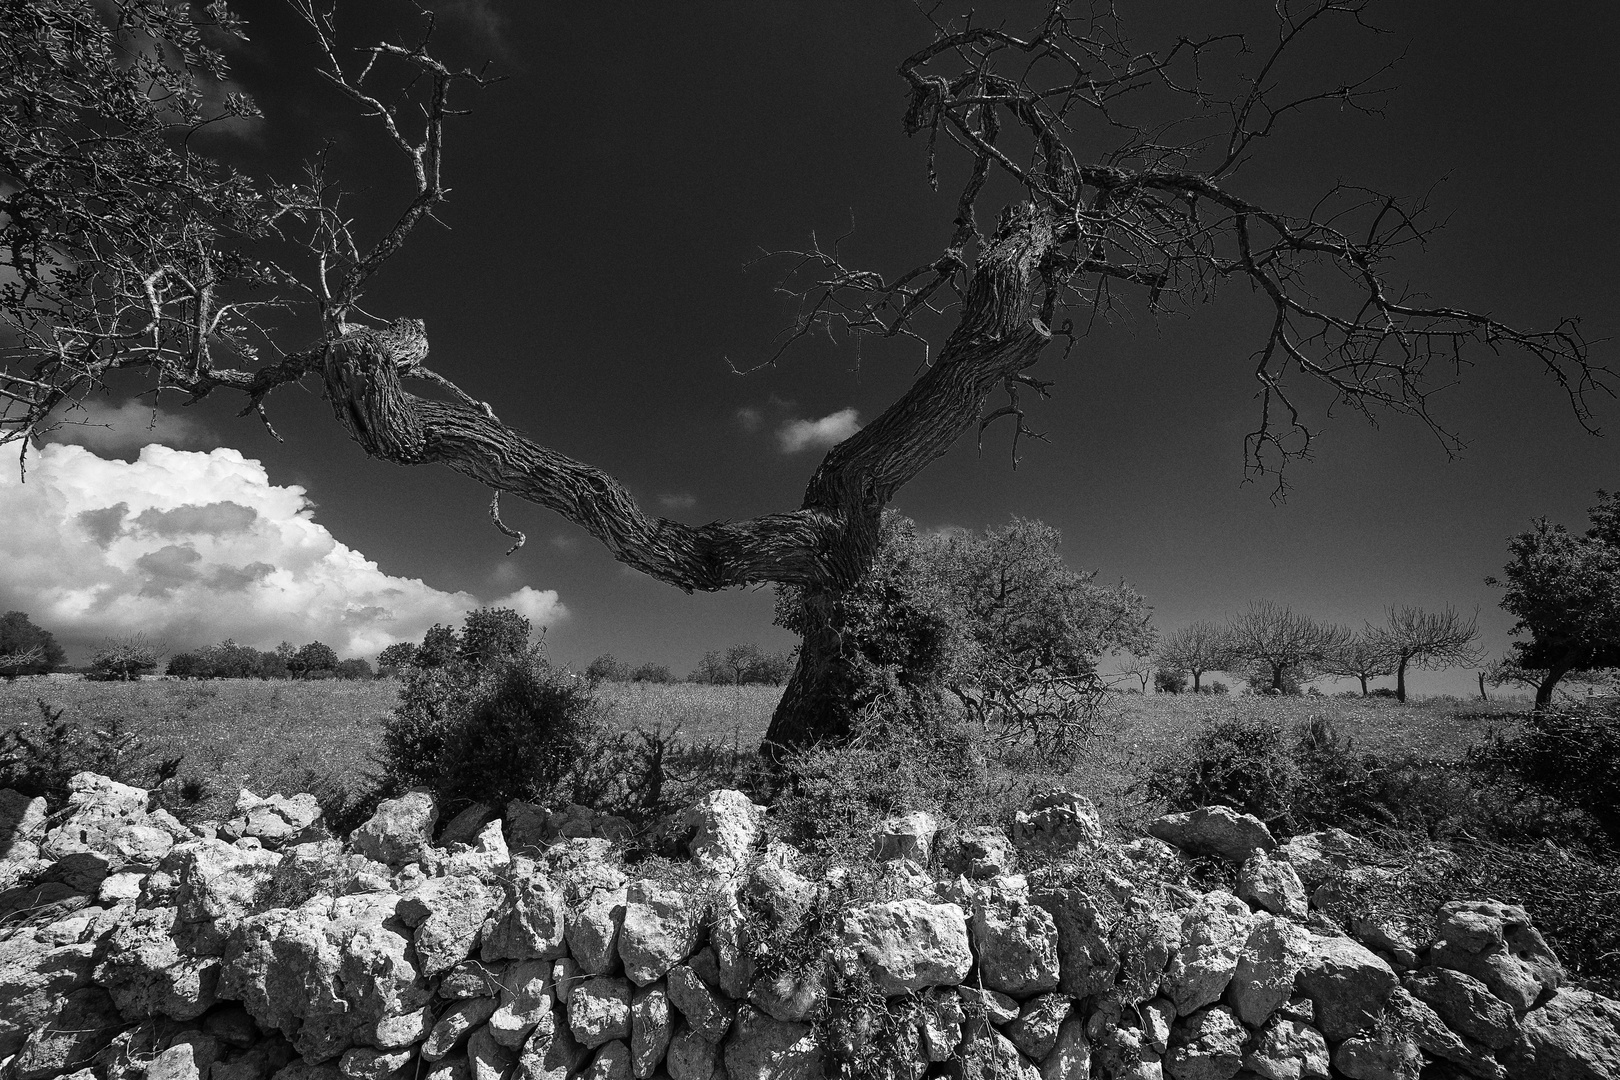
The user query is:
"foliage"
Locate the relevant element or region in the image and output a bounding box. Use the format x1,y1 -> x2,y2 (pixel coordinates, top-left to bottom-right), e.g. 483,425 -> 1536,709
1154,668 -> 1187,694
0,699 -> 172,806
334,657 -> 373,680
688,644 -> 796,686
376,642 -> 418,676
415,624 -> 462,669
1225,601 -> 1347,693
1473,698 -> 1620,845
458,607 -> 531,670
168,639 -> 284,679
0,612 -> 65,676
87,633 -> 163,680
630,662 -> 675,683
586,654 -> 630,685
1489,492 -> 1620,703
290,641 -> 339,679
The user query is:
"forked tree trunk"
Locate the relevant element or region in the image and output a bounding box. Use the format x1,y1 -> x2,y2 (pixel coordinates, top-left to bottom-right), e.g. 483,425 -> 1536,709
319,204 -> 1057,754
1357,673 -> 1369,696
1534,660 -> 1575,707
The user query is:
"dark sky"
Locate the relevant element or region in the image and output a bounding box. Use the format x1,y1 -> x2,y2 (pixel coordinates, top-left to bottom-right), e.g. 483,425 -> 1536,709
29,1 -> 1620,692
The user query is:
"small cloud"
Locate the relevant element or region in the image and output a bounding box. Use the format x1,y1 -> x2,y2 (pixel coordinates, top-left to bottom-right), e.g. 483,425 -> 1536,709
776,408 -> 861,454
735,406 -> 764,433
658,494 -> 697,511
550,533 -> 580,553
43,399 -> 212,456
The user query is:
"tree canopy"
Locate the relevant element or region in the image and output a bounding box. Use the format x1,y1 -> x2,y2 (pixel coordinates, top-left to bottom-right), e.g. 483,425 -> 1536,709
0,611 -> 64,676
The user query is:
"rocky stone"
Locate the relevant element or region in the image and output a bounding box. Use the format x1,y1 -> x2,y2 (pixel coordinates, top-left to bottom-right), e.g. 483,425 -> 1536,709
873,811 -> 939,864
11,986 -> 122,1080
1006,994 -> 1070,1061
1033,888 -> 1120,997
424,1058 -> 470,1080
1294,933 -> 1397,1041
971,898 -> 1061,997
836,898 -> 973,995
440,804 -> 497,848
943,825 -> 1016,879
1040,1014 -> 1091,1080
709,886 -> 753,1000
1383,986 -> 1506,1080
445,820 -> 511,882
339,1048 -> 413,1080
537,838 -> 626,903
958,986 -> 1021,1025
205,1002 -> 262,1047
1013,790 -> 1105,855
582,1039 -> 631,1080
95,904 -> 221,1020
99,868 -> 148,903
1404,967 -> 1519,1050
0,788 -> 47,858
1148,806 -> 1276,863
1165,1006 -> 1246,1080
952,1019 -> 1040,1080
1091,1022 -> 1162,1080
1430,900 -> 1563,1013
1243,1018 -> 1328,1080
1332,1034 -> 1423,1080
748,962 -> 825,1024
489,959 -> 555,1050
504,803 -> 549,856
442,961 -> 506,1000
628,983 -> 672,1078
517,1021 -> 589,1080
681,790 -> 764,874
350,792 -> 437,868
666,965 -> 735,1042
482,863 -> 567,962
914,989 -> 965,1062
554,957 -> 584,1004
1228,913 -> 1311,1027
1505,986 -> 1620,1080
400,875 -> 496,977
665,1024 -> 721,1080
148,1043 -> 204,1080
468,1024 -> 515,1080
568,888 -> 628,976
41,772 -> 153,861
1165,891 -> 1254,1016
620,880 -> 705,985
226,790 -> 323,848
1114,909 -> 1183,1005
169,838 -> 282,956
1272,830 -> 1362,891
570,976 -> 633,1049
423,999 -> 501,1061
0,929 -> 99,1057
1237,852 -> 1308,920
722,1007 -> 822,1080
372,1006 -> 434,1050
1142,998 -> 1175,1055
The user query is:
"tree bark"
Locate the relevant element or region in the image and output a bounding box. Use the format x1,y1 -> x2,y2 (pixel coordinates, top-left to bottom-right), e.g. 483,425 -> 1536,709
1395,658 -> 1407,703
1358,673 -> 1369,697
319,204 -> 1057,754
1534,660 -> 1575,707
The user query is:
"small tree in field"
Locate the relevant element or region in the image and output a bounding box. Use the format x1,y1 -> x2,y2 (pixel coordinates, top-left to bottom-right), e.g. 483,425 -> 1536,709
586,654 -> 629,685
1117,654 -> 1155,694
0,613 -> 65,676
377,642 -> 419,677
459,607 -> 531,670
1226,602 -> 1347,694
1368,605 -> 1481,703
291,641 -> 339,679
1156,622 -> 1232,693
1320,631 -> 1397,697
89,635 -> 163,681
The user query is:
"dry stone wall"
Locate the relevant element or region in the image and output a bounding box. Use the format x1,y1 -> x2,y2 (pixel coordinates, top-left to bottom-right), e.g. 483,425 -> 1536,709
0,776 -> 1616,1080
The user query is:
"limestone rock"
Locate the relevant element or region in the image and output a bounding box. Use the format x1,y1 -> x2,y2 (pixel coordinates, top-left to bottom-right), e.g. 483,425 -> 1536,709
1039,1014 -> 1091,1080
1430,900 -> 1563,1013
439,804 -> 497,848
0,788 -> 47,858
468,1024 -> 515,1080
1092,1022 -> 1163,1080
517,1021 -> 589,1080
1505,986 -> 1620,1080
41,772 -> 155,862
665,1024 -> 722,1080
666,965 -> 736,1042
1164,891 -> 1253,1016
225,791 -> 323,849
1142,998 -> 1175,1055
1165,1006 -> 1245,1080
1006,994 -> 1070,1061
915,989 -> 965,1062
958,986 -> 1020,1026
350,792 -> 437,868
748,962 -> 825,1024
1114,909 -> 1182,1005
1228,913 -> 1311,1027
582,1039 -> 631,1080
504,802 -> 549,856
570,976 -> 633,1050
11,986 -> 122,1080
1238,852 -> 1308,920
339,1048 -> 413,1080
1294,933 -> 1397,1041
442,962 -> 506,1000
1383,986 -> 1506,1080
951,1019 -> 1040,1080
709,886 -> 753,1000
537,838 -> 626,903
94,904 -> 221,1020
1148,806 -> 1276,863
837,898 -> 973,995
1032,888 -> 1119,997
371,1006 -> 434,1050
619,880 -> 705,985
681,790 -> 764,874
873,812 -> 939,864
481,863 -> 567,962
1013,791 -> 1105,855
722,1007 -> 822,1080
0,931 -> 99,1057
489,959 -> 555,1050
169,838 -> 282,956
1332,1034 -> 1423,1080
1243,1018 -> 1328,1080
1271,829 -> 1362,891
943,826 -> 1016,879
400,875 -> 496,977
1404,967 -> 1519,1050
445,819 -> 511,881
630,983 -> 672,1078
424,999 -> 501,1061
971,898 -> 1061,997
568,888 -> 628,976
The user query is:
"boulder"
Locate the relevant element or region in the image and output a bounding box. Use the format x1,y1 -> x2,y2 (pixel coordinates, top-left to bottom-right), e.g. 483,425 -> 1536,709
1505,987 -> 1620,1080
943,826 -> 1016,879
0,930 -> 99,1057
1227,913 -> 1311,1027
0,788 -> 47,859
1294,934 -> 1397,1041
582,1039 -> 631,1080
958,986 -> 1020,1026
371,1006 -> 434,1050
568,888 -> 629,976
1091,1022 -> 1163,1080
1164,891 -> 1254,1016
665,1024 -> 722,1080
225,790 -> 323,848
1271,829 -> 1362,891
469,1025 -> 515,1080
439,803 -> 497,848
11,986 -> 123,1080
837,898 -> 973,995
350,792 -> 437,868
1332,1034 -> 1423,1080
41,772 -> 153,862
518,1021 -> 590,1080
1238,852 -> 1308,920
505,802 -> 549,855
1148,806 -> 1275,863
619,880 -> 705,985
1383,986 -> 1506,1080
1012,791 -> 1105,855
340,1048 -> 413,1080
149,1043 -> 205,1080
666,964 -> 737,1042
169,838 -> 282,956
709,885 -> 753,1000
1141,998 -> 1175,1055
481,862 -> 567,962
1006,994 -> 1071,1061
489,959 -> 555,1049
951,1019 -> 1040,1080
424,999 -> 501,1061
722,1007 -> 822,1080
1164,1006 -> 1245,1080
971,898 -> 1062,997
94,904 -> 222,1020
748,962 -> 826,1024
400,875 -> 497,977
681,790 -> 764,874
873,812 -> 939,864
1430,901 -> 1563,1014
630,983 -> 672,1078
445,819 -> 511,881
1113,909 -> 1182,1005
570,976 -> 633,1050
1404,967 -> 1519,1050
914,989 -> 965,1062
1032,888 -> 1119,997
538,838 -> 626,903
1243,1018 -> 1328,1080
442,961 -> 507,1000
1039,1014 -> 1091,1080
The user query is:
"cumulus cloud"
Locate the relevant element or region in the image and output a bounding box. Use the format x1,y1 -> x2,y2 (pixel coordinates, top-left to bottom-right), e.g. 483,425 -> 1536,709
42,399 -> 212,456
776,408 -> 861,454
0,443 -> 566,659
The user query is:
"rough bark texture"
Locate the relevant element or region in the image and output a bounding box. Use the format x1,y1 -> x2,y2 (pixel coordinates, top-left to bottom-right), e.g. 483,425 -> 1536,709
321,206 -> 1056,751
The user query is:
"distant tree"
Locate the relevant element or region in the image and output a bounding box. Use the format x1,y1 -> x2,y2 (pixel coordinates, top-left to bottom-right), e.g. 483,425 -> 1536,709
1116,654 -> 1155,693
1155,621 -> 1232,692
1154,668 -> 1188,694
688,651 -> 729,686
750,651 -> 797,686
88,635 -> 163,681
1489,493 -> 1620,706
585,654 -> 630,685
291,641 -> 339,679
415,625 -> 462,669
335,657 -> 373,680
165,652 -> 205,679
1368,604 -> 1481,703
377,642 -> 419,676
1320,631 -> 1397,697
0,612 -> 65,676
630,662 -> 674,683
721,644 -> 765,686
1225,601 -> 1348,694
459,607 -> 531,669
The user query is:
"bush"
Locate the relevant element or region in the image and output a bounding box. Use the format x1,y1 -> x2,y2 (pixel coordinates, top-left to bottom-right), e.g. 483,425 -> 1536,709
376,641 -> 418,676
87,634 -> 163,680
1474,698 -> 1620,844
630,662 -> 674,683
0,699 -> 176,806
586,654 -> 630,685
335,658 -> 373,680
0,611 -> 64,676
1154,668 -> 1187,694
1145,716 -> 1300,825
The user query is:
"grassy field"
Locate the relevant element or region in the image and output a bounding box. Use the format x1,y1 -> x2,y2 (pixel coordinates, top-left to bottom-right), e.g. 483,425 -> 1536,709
1,674 -> 1526,830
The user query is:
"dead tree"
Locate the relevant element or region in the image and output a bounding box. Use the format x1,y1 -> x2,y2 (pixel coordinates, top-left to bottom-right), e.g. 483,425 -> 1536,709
1226,601 -> 1348,693
1369,604 -> 1481,702
1155,622 -> 1234,693
0,2 -> 1607,751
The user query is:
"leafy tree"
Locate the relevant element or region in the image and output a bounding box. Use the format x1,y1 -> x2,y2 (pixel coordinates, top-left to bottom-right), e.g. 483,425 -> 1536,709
1154,668 -> 1188,694
0,3 -> 1601,751
88,634 -> 163,680
586,654 -> 630,685
459,607 -> 531,670
376,642 -> 419,676
415,625 -> 462,670
1226,601 -> 1347,694
0,612 -> 63,677
1489,493 -> 1620,706
291,641 -> 339,679
1368,605 -> 1480,703
1155,622 -> 1233,692
1320,631 -> 1397,697
630,662 -> 674,684
335,657 -> 373,680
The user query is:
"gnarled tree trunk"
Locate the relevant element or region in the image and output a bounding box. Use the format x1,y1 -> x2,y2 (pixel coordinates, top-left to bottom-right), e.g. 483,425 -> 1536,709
319,206 -> 1057,753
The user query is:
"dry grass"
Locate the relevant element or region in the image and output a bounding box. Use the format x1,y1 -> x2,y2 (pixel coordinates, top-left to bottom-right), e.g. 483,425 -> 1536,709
593,680 -> 782,747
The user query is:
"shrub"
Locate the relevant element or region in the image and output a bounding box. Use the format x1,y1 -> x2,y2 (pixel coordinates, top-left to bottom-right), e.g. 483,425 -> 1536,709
1474,698 -> 1620,844
630,662 -> 675,683
586,654 -> 630,685
1145,716 -> 1299,825
1154,668 -> 1187,694
87,634 -> 163,680
376,641 -> 418,676
0,612 -> 63,676
290,641 -> 339,679
335,658 -> 373,680
0,699 -> 174,806
458,606 -> 531,669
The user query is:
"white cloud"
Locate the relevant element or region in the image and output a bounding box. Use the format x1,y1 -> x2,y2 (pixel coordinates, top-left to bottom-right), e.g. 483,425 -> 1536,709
776,408 -> 861,454
0,443 -> 565,659
42,399 -> 212,456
